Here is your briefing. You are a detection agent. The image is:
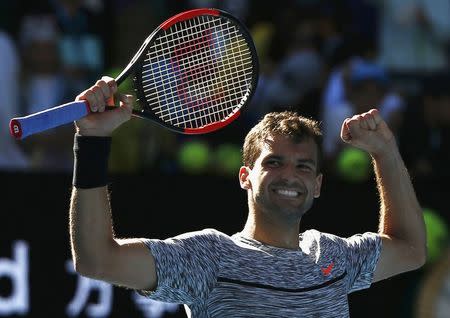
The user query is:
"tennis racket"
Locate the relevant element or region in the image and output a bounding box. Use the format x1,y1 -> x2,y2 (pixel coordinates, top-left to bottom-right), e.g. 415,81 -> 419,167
10,8 -> 259,139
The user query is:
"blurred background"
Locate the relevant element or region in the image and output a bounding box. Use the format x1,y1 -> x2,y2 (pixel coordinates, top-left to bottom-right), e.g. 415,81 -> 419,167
1,0 -> 449,317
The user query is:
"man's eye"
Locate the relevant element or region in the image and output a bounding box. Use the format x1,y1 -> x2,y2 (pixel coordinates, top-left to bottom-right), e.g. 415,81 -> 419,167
266,160 -> 280,167
298,164 -> 313,171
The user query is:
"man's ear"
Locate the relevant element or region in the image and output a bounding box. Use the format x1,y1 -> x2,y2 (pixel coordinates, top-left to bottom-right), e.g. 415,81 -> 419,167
314,173 -> 323,198
239,166 -> 251,190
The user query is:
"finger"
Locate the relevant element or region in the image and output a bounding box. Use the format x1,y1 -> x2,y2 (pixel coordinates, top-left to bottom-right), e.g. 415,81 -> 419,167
370,109 -> 383,125
101,76 -> 118,95
347,115 -> 363,138
362,113 -> 377,130
96,79 -> 112,101
340,118 -> 352,142
83,90 -> 99,112
92,86 -> 106,112
96,79 -> 115,107
359,114 -> 370,130
103,77 -> 118,107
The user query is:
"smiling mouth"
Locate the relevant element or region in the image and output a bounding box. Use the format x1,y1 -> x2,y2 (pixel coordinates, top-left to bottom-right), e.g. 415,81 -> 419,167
273,189 -> 303,198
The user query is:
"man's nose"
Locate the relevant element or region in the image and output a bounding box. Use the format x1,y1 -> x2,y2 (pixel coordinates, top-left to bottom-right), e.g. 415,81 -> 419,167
279,163 -> 298,179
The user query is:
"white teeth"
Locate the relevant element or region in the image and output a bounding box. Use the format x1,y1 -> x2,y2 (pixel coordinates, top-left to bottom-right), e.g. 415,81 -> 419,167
276,189 -> 299,197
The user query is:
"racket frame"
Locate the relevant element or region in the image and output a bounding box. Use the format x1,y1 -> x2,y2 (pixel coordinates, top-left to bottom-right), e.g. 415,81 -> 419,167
118,8 -> 259,134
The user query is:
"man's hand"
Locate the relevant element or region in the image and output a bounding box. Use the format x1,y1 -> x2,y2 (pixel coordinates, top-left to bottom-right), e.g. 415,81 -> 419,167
340,109 -> 394,157
74,76 -> 133,137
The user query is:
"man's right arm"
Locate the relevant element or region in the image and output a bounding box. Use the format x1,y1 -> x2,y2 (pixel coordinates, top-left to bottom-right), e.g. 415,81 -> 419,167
69,76 -> 157,291
70,186 -> 157,290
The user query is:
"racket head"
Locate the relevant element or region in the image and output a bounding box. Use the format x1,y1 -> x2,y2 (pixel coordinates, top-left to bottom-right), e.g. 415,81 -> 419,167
122,8 -> 259,134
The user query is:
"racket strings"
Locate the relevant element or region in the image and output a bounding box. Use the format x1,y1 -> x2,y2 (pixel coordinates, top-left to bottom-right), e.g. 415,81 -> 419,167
147,25 -> 240,70
146,31 -> 247,82
149,18 -> 248,112
142,46 -> 252,95
142,58 -> 253,108
156,82 -> 250,125
141,15 -> 254,129
171,31 -> 251,127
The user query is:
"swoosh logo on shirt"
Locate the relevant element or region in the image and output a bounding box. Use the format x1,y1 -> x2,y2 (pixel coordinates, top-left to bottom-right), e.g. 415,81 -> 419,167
321,262 -> 334,276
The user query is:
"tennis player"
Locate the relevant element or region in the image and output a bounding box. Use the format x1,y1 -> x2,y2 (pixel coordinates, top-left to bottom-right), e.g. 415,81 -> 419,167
70,76 -> 426,317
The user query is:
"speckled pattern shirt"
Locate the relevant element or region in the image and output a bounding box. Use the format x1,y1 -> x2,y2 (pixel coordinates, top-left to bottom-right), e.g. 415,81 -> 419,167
139,228 -> 381,317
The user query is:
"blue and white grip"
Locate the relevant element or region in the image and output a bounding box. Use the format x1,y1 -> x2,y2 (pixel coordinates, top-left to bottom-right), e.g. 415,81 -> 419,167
9,100 -> 90,139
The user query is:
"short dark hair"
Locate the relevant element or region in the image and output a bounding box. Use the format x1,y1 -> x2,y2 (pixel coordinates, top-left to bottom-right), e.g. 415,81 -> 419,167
242,111 -> 323,172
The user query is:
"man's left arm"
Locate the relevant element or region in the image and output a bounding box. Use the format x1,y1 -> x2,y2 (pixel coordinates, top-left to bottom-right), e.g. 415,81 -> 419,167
341,109 -> 427,282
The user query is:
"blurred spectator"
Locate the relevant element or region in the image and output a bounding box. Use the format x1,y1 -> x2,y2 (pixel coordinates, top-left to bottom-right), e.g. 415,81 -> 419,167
110,0 -> 162,71
399,74 -> 450,180
242,21 -> 276,129
254,17 -> 325,120
376,0 -> 450,92
9,0 -> 109,172
50,0 -> 105,96
321,57 -> 405,161
0,1 -> 21,38
0,30 -> 30,170
319,12 -> 398,140
321,59 -> 405,166
315,3 -> 346,70
18,14 -> 74,171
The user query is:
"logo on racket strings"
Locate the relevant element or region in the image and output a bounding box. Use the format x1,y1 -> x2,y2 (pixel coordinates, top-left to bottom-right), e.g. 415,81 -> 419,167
170,29 -> 224,109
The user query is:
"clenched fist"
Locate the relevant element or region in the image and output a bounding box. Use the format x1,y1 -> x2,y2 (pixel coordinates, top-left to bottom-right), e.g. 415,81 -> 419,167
340,109 -> 395,157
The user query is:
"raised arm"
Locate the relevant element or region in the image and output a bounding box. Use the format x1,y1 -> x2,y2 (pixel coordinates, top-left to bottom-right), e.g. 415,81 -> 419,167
70,76 -> 157,290
340,109 -> 427,282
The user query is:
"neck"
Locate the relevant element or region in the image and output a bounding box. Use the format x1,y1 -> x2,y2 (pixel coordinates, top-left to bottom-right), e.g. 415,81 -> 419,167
241,213 -> 301,250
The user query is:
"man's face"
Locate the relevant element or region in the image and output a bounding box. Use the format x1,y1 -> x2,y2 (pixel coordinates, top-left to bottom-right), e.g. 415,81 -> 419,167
240,134 -> 322,222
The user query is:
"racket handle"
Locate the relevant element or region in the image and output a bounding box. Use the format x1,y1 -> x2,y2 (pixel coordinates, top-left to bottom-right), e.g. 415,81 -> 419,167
9,100 -> 90,140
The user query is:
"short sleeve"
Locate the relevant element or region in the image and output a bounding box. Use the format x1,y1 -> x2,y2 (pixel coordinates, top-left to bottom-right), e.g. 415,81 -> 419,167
138,229 -> 224,304
341,232 -> 382,292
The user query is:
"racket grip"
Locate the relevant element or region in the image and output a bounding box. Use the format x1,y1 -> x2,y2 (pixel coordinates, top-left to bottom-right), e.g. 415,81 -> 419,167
9,100 -> 90,139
